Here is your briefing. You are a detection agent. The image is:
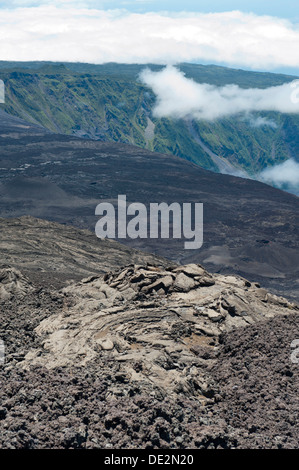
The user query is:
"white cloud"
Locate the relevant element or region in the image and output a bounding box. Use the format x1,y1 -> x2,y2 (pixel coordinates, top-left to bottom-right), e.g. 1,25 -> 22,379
139,66 -> 299,120
0,6 -> 298,69
248,116 -> 278,129
260,159 -> 299,194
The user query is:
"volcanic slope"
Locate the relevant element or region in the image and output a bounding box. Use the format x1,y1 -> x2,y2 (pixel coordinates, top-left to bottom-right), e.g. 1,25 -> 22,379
0,216 -> 168,288
0,111 -> 298,300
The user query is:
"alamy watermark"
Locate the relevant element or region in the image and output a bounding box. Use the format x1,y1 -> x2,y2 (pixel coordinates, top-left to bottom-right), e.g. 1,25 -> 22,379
0,79 -> 4,104
290,339 -> 299,364
95,195 -> 203,249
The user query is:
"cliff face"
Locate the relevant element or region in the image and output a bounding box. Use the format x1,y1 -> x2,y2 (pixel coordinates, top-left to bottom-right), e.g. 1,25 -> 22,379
1,62 -> 299,178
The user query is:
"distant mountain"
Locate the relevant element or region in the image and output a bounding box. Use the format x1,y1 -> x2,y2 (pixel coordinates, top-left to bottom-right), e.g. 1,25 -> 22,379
0,61 -> 298,182
0,111 -> 298,300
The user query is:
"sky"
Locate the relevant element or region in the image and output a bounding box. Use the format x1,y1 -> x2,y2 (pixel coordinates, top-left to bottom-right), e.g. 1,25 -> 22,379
0,1 -> 298,75
0,1 -> 298,19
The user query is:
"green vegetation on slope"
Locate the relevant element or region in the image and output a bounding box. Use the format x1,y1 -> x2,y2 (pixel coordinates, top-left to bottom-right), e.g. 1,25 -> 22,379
0,61 -> 298,176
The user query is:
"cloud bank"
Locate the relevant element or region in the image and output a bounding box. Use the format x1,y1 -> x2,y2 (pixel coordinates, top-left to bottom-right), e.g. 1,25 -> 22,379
260,159 -> 299,194
0,6 -> 299,70
140,66 -> 299,120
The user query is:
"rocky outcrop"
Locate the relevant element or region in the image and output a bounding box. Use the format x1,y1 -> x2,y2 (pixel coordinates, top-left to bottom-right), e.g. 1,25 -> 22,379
0,265 -> 33,301
20,263 -> 298,403
0,259 -> 298,449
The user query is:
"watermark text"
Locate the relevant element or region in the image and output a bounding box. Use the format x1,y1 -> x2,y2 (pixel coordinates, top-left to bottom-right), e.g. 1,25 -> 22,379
95,195 -> 203,250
